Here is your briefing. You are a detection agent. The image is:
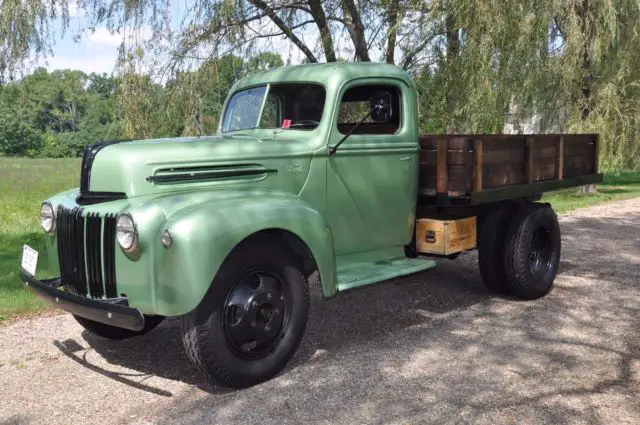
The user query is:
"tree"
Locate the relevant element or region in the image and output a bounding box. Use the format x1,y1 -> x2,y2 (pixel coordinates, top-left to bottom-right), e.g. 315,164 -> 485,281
4,0 -> 640,169
0,106 -> 42,156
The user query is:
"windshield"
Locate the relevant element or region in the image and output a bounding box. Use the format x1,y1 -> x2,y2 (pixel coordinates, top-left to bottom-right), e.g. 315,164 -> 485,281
221,83 -> 326,132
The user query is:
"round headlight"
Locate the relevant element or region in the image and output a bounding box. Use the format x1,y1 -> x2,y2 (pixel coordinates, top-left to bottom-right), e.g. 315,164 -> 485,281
116,214 -> 138,252
40,203 -> 55,233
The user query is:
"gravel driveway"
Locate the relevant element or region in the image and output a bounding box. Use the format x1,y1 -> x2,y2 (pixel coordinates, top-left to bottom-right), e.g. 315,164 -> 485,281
2,199 -> 639,425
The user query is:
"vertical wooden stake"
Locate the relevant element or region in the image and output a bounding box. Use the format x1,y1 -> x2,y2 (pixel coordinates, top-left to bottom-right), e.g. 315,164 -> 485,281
526,136 -> 535,183
436,139 -> 448,194
593,134 -> 599,173
557,136 -> 564,180
473,139 -> 483,192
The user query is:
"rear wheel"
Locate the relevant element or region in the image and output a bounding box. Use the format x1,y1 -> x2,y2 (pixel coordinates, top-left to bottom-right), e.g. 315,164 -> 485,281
180,237 -> 309,388
504,204 -> 561,299
478,207 -> 515,294
74,314 -> 165,340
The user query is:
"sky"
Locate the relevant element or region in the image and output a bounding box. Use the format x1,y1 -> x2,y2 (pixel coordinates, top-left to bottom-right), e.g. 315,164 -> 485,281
40,3 -> 122,75
37,0 -> 309,76
37,1 -> 189,75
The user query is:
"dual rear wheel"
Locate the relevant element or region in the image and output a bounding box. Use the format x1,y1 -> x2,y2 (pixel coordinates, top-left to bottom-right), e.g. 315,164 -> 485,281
479,203 -> 561,299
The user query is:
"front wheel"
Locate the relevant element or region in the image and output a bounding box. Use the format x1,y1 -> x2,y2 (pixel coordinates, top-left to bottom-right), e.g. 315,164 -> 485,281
181,236 -> 310,388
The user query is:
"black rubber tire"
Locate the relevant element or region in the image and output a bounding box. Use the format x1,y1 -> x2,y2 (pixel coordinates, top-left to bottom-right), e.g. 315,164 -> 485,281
180,236 -> 310,389
74,314 -> 165,340
478,207 -> 515,294
503,204 -> 561,300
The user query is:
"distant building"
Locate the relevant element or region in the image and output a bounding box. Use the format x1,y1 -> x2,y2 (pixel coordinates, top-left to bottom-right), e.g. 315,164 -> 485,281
503,112 -> 540,134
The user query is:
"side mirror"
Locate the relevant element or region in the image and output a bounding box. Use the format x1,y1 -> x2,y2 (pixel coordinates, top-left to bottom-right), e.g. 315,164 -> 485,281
370,91 -> 393,122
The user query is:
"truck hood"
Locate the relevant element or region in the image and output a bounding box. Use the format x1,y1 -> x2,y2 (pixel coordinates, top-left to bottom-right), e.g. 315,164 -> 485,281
86,135 -> 314,198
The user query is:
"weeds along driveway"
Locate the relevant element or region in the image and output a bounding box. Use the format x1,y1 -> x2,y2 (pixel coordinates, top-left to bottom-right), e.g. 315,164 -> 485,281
2,199 -> 640,425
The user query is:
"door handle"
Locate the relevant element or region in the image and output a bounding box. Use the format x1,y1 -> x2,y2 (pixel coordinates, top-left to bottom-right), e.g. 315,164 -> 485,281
400,156 -> 412,161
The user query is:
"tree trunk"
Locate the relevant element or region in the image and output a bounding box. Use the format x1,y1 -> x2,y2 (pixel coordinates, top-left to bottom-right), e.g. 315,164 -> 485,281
248,0 -> 318,63
342,0 -> 371,61
445,13 -> 460,133
385,0 -> 401,64
574,0 -> 597,192
573,0 -> 595,120
308,0 -> 336,62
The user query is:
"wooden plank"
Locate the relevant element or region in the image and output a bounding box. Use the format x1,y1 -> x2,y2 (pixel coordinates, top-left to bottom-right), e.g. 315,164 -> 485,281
557,136 -> 564,180
473,139 -> 483,192
531,146 -> 558,160
482,137 -> 527,152
436,139 -> 448,193
448,164 -> 472,193
526,136 -> 535,183
483,148 -> 527,165
419,166 -> 437,191
533,162 -> 557,181
564,155 -> 593,178
483,162 -> 526,188
593,134 -> 600,173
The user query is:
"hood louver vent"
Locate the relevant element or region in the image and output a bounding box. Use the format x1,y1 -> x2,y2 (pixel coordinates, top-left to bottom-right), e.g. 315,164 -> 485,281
146,164 -> 277,184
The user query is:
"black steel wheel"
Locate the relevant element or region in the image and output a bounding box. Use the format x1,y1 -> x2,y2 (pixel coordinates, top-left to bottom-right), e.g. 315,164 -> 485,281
181,235 -> 309,388
222,270 -> 292,360
74,314 -> 165,340
504,204 -> 561,300
528,227 -> 553,279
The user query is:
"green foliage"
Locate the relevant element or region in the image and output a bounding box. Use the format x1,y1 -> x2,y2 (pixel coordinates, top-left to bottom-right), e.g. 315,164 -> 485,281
0,51 -> 284,157
0,68 -> 128,157
0,0 -> 66,79
5,0 -> 640,168
0,157 -> 80,321
121,53 -> 284,138
0,106 -> 42,156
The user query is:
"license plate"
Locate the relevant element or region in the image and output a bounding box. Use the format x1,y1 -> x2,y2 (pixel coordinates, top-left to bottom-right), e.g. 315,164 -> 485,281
21,245 -> 39,277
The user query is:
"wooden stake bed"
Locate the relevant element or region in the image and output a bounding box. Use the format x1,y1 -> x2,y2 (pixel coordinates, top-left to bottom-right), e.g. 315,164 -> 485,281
418,134 -> 602,205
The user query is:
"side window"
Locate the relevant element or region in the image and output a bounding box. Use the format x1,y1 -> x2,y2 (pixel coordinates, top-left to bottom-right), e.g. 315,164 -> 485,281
337,84 -> 401,135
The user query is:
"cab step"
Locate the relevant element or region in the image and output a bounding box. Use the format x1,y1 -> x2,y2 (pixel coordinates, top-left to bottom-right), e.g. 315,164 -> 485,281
336,257 -> 436,292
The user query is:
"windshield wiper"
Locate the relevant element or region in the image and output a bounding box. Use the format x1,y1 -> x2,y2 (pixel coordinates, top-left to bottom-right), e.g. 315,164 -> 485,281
329,105 -> 381,155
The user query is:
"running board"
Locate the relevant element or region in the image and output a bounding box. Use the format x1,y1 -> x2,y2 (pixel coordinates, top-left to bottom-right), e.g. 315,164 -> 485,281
336,257 -> 436,292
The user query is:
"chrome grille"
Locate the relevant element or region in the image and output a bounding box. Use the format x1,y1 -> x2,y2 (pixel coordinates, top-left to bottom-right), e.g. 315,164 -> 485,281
56,206 -> 118,298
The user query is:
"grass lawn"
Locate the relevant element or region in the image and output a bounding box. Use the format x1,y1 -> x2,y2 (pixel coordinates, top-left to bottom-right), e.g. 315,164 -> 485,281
0,157 -> 80,322
0,156 -> 639,323
542,171 -> 640,213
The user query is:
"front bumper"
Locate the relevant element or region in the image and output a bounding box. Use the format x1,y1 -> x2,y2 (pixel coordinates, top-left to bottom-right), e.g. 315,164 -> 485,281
20,269 -> 145,331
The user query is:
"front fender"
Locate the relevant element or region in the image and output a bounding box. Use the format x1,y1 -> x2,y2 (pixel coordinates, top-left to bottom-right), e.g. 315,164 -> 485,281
153,192 -> 336,316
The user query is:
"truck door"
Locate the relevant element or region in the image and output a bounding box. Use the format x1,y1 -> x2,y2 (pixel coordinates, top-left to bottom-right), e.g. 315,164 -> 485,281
326,80 -> 419,255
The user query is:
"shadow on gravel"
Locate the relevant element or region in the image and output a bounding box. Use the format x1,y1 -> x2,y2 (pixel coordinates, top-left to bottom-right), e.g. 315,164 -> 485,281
52,252 -> 490,397
146,214 -> 640,424
49,212 -> 640,424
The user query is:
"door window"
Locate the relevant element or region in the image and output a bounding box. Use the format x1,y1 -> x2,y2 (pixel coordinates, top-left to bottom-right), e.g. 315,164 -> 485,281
337,84 -> 401,135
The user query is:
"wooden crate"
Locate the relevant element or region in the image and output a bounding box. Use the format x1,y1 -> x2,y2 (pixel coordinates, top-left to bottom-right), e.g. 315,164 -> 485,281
415,217 -> 477,255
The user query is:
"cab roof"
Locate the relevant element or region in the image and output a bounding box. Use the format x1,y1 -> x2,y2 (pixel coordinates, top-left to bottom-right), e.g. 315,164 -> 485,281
230,62 -> 415,93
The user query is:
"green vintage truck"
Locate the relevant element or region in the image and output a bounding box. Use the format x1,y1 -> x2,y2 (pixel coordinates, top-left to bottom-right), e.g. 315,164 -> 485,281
21,62 -> 601,388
